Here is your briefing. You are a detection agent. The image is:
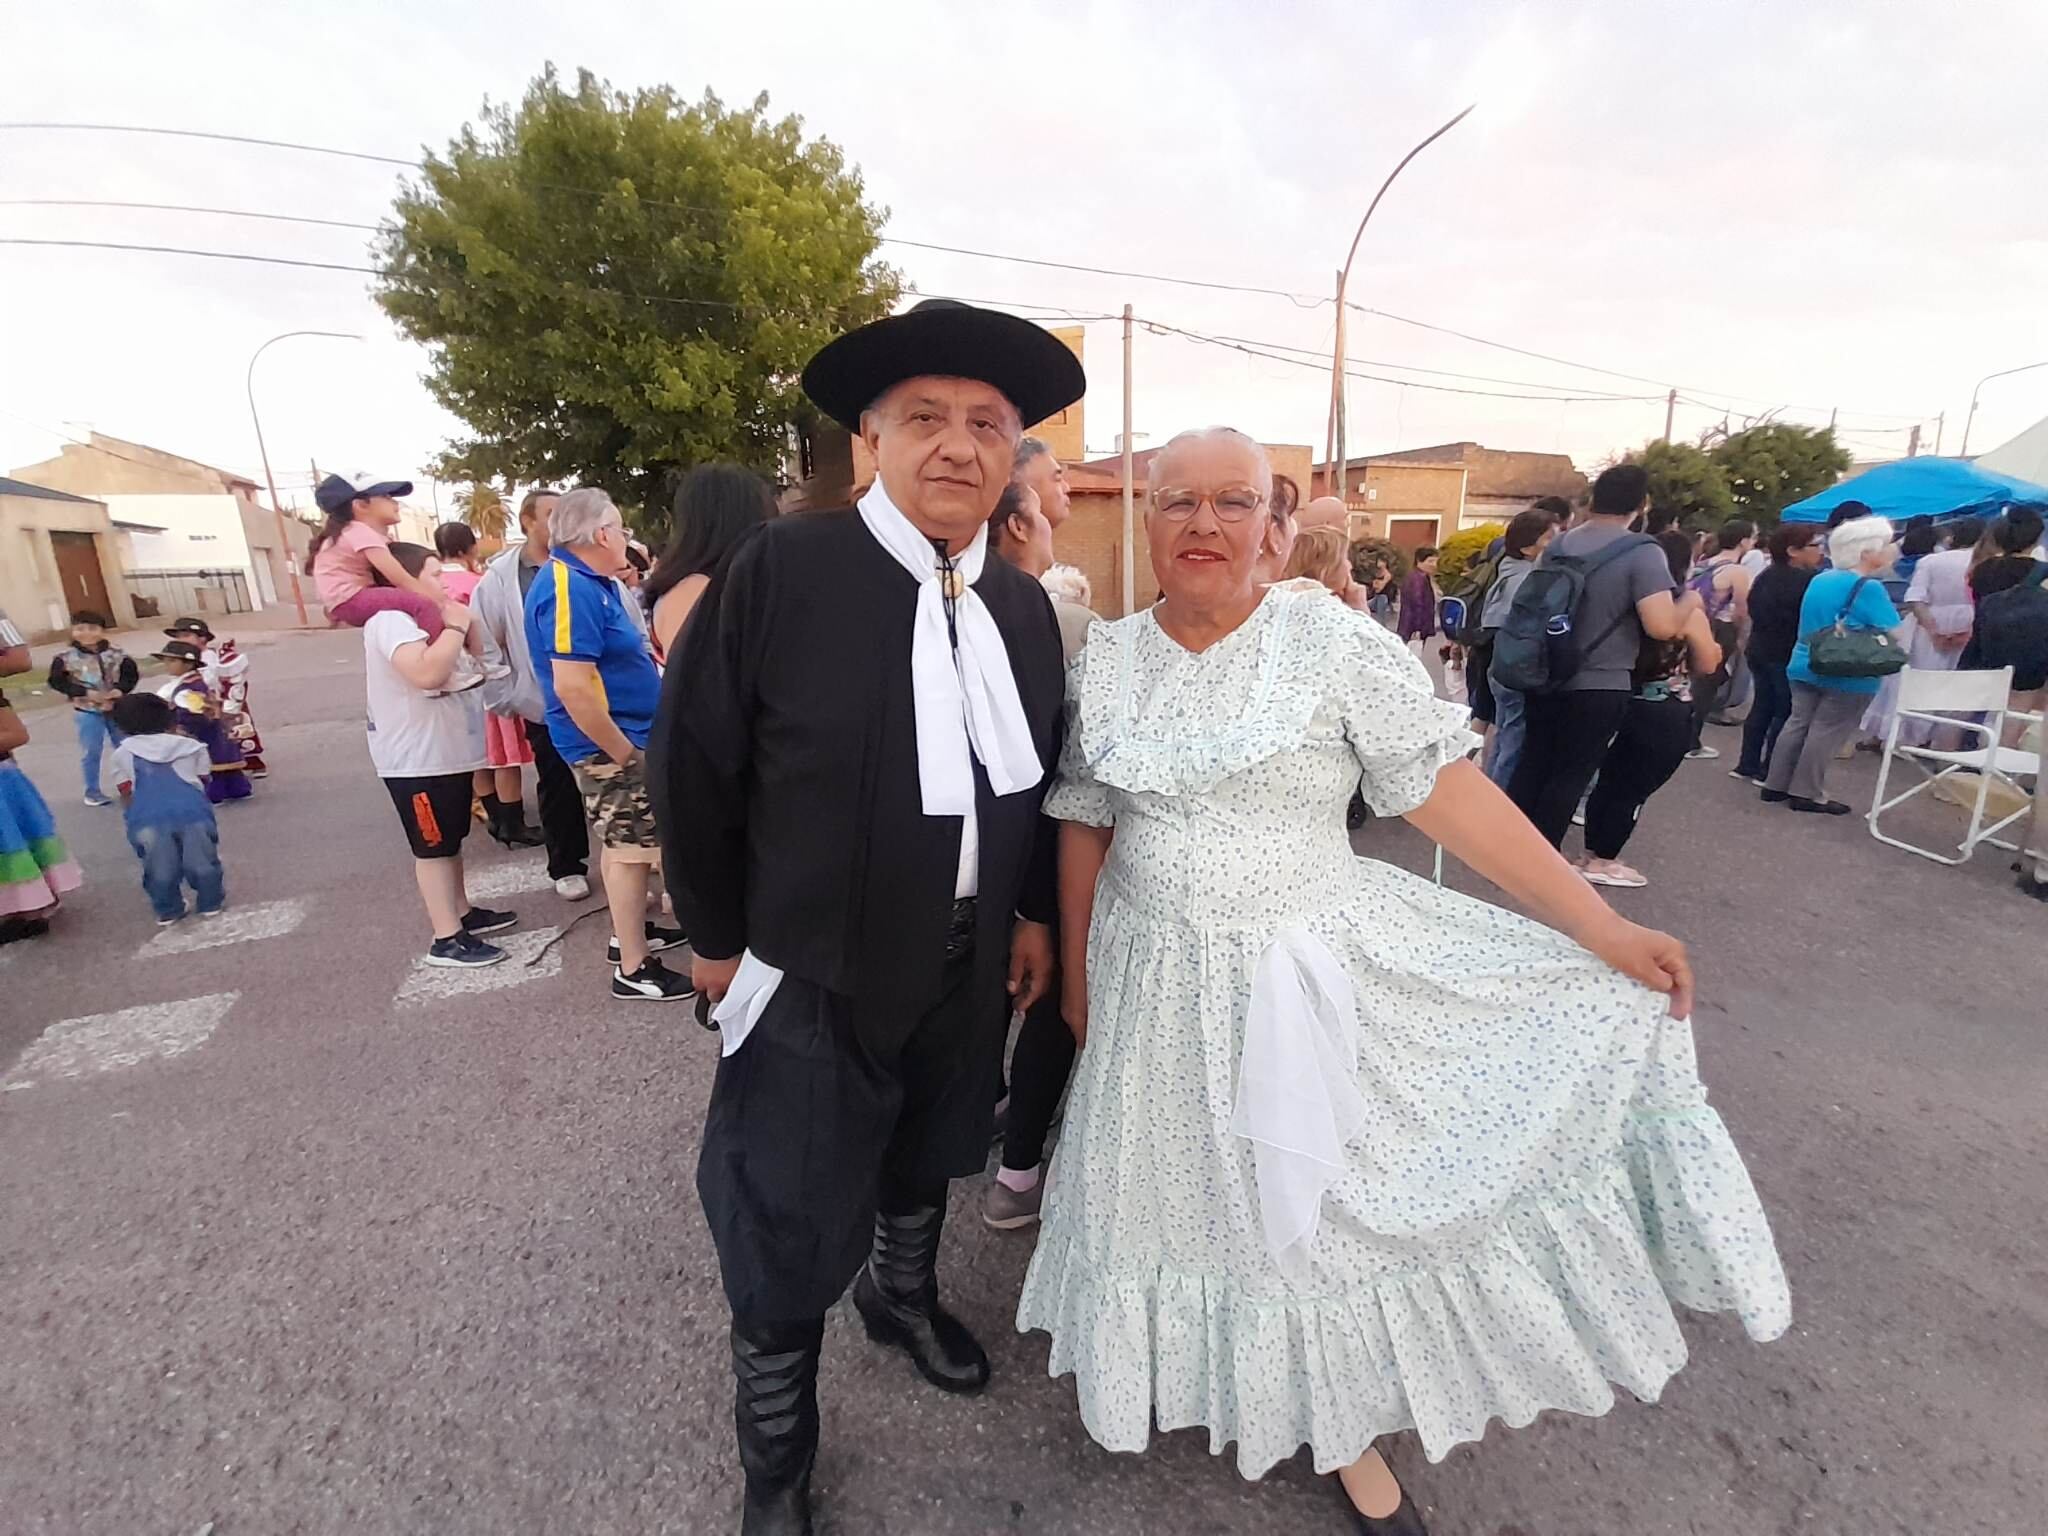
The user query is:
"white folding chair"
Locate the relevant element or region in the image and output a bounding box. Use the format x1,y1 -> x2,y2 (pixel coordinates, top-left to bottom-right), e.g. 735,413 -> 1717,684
1867,666 -> 2043,865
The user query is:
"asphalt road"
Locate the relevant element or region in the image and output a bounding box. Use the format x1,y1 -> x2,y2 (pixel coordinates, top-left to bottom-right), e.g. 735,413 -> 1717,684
2,628 -> 2042,1536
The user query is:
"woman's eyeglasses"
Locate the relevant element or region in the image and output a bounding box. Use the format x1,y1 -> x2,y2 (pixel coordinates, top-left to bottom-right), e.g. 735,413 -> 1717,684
1152,486 -> 1267,522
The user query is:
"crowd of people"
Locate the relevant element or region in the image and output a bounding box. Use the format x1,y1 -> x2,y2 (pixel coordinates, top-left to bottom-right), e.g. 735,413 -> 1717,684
2,292 -> 2039,1534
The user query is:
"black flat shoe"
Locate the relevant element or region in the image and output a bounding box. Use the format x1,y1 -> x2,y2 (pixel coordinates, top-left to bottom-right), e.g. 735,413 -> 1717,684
1788,796 -> 1852,816
1337,1479 -> 1429,1535
1759,787 -> 1791,804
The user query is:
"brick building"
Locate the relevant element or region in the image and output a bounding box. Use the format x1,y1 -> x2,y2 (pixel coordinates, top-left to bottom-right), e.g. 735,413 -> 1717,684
1311,441 -> 1588,550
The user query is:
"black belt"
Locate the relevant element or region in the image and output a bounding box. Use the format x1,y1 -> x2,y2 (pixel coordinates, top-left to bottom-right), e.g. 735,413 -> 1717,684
945,897 -> 978,959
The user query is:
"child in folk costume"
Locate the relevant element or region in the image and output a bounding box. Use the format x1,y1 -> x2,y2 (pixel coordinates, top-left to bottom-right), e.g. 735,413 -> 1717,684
0,685 -> 83,940
163,618 -> 267,778
152,640 -> 251,803
109,690 -> 226,924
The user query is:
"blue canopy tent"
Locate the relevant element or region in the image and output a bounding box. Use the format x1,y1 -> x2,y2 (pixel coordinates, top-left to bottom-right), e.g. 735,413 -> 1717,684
1782,456 -> 2048,525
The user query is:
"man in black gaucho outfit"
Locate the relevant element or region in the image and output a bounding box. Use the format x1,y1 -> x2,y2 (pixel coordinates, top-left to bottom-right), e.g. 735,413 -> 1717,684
652,299 -> 1084,1535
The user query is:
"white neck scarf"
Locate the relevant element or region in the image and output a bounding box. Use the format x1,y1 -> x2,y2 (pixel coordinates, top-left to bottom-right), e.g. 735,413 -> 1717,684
858,480 -> 1043,814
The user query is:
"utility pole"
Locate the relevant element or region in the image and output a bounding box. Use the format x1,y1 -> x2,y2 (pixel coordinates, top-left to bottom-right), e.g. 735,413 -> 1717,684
1828,406 -> 1838,433
1934,412 -> 1945,455
1906,423 -> 1921,458
1324,268 -> 1344,497
1328,105 -> 1475,514
1663,388 -> 1677,443
246,330 -> 359,626
1120,303 -> 1135,616
1961,359 -> 2048,457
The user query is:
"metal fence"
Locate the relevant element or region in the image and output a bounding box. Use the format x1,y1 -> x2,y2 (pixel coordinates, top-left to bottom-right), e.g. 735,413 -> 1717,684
123,568 -> 254,621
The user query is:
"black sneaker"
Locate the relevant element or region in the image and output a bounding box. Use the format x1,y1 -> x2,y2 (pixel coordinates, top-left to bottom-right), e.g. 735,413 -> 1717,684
426,931 -> 508,968
1759,788 -> 1791,804
612,957 -> 695,1001
461,905 -> 520,936
606,921 -> 688,965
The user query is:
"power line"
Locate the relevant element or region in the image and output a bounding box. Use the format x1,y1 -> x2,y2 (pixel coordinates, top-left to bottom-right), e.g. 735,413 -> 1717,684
0,121 -> 1936,422
0,197 -> 381,231
0,237 -> 381,275
1139,316 -> 1664,405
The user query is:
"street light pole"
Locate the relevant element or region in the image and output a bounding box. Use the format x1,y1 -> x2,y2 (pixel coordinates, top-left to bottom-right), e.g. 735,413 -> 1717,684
1327,104 -> 1476,507
248,329 -> 361,625
1959,359 -> 2048,458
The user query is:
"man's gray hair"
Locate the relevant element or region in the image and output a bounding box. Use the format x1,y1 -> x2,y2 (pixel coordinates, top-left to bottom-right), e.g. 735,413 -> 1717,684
1012,435 -> 1055,482
1150,427 -> 1273,492
1828,513 -> 1894,570
549,487 -> 621,548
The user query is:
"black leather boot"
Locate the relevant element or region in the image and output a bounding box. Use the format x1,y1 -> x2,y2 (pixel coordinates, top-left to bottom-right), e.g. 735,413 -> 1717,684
850,1202 -> 990,1393
732,1318 -> 822,1536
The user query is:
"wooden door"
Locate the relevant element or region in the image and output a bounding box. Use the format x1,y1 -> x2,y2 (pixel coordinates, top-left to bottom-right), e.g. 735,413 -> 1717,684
1387,517 -> 1441,552
50,531 -> 114,619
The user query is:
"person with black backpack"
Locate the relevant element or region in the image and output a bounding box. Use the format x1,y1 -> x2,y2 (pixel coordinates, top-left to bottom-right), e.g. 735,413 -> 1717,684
1499,464 -> 1691,847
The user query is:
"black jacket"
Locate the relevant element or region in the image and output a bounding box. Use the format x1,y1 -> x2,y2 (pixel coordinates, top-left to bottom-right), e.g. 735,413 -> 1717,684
651,508 -> 1064,1053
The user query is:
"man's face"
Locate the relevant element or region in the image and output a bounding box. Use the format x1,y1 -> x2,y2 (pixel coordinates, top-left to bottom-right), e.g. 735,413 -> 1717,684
1016,450 -> 1070,530
524,495 -> 558,547
863,377 -> 1021,549
70,622 -> 105,647
582,512 -> 631,577
1791,541 -> 1824,571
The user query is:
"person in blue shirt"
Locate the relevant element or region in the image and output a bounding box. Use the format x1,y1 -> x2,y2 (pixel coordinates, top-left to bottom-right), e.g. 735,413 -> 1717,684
524,488 -> 691,1002
1760,514 -> 1903,815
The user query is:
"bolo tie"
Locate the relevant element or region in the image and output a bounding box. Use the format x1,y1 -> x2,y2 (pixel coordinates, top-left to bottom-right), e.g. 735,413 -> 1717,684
932,538 -> 966,655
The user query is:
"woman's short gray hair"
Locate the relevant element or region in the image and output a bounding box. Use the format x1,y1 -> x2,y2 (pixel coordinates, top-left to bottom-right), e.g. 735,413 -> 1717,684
1149,427 -> 1273,494
549,487 -> 621,548
1828,513 -> 1893,569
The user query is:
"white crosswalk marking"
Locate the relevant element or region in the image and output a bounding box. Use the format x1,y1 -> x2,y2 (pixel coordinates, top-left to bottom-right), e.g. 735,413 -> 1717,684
465,860 -> 560,902
393,926 -> 564,1007
137,898 -> 308,959
2,992 -> 239,1091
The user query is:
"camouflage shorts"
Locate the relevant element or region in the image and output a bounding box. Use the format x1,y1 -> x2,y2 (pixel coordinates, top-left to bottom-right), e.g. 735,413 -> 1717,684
572,753 -> 661,854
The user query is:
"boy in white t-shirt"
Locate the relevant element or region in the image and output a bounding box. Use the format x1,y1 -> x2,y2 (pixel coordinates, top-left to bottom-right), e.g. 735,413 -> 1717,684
364,544 -> 523,967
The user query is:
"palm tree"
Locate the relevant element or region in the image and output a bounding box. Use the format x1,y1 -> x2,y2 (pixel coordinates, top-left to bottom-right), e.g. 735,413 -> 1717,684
453,481 -> 509,543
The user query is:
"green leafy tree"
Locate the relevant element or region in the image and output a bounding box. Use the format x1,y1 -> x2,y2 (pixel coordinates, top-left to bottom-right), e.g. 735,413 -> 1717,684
454,481 -> 509,543
1434,523 -> 1504,586
376,67 -> 900,518
1626,439 -> 1734,530
1709,423 -> 1851,528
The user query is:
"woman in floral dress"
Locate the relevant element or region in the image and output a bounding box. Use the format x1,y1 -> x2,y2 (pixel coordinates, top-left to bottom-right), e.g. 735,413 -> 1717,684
1016,428 -> 1789,1534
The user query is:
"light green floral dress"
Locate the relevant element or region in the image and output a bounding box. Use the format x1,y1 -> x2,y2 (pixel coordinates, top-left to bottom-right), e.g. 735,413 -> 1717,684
1015,586 -> 1790,1477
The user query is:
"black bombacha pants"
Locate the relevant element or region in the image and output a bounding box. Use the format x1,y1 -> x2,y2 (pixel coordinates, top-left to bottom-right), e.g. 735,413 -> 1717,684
697,921 -> 1006,1327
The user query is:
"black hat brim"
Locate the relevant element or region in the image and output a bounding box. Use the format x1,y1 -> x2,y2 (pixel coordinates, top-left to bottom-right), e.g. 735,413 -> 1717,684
801,301 -> 1087,434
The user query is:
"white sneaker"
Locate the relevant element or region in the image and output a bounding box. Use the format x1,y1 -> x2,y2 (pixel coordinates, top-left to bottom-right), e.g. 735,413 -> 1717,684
1684,745 -> 1721,761
554,874 -> 592,901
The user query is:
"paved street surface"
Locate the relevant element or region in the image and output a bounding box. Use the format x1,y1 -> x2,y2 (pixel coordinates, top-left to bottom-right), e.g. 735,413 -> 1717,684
3,628 -> 2042,1536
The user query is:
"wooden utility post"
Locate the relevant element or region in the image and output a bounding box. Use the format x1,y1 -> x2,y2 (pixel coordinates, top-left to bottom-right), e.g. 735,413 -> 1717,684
1907,423 -> 1921,458
1934,412 -> 1945,455
1120,304 -> 1135,616
1662,388 -> 1677,443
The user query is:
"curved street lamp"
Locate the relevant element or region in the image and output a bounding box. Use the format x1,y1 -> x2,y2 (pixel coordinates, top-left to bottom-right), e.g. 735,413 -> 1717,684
1326,104 -> 1476,511
1959,358 -> 2048,458
248,329 -> 361,624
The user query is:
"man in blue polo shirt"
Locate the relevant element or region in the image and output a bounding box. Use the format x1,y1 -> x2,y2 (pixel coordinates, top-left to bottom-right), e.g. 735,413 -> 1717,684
524,488 -> 692,1002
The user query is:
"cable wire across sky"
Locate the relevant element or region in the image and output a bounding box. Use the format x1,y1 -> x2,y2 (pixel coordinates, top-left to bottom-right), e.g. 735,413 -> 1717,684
0,119 -> 1941,431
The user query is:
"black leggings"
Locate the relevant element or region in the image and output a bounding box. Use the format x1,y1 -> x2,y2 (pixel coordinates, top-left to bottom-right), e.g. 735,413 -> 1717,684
1584,696 -> 1693,859
1000,990 -> 1076,1173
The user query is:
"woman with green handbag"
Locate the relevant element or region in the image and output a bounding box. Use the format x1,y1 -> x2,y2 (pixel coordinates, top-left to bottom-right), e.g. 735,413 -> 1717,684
1760,515 -> 1905,815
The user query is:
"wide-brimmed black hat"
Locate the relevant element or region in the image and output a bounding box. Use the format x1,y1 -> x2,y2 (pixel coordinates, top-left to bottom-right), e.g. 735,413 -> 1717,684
152,640 -> 204,665
164,615 -> 214,640
801,298 -> 1087,433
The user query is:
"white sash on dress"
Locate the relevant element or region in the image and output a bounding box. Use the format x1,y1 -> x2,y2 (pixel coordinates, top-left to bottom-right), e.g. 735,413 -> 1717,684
1230,927 -> 1370,1275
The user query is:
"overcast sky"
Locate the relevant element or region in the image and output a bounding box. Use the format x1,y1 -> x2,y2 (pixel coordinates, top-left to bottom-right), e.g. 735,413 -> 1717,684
5,0 -> 2045,508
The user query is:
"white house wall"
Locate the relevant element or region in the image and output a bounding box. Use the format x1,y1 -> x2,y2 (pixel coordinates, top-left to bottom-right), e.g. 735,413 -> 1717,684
105,494 -> 266,610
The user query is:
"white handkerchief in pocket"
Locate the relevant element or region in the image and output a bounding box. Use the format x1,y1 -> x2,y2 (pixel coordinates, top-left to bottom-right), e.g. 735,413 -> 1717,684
711,950 -> 786,1058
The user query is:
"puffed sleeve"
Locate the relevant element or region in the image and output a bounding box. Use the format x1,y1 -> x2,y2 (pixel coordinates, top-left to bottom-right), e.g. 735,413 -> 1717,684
1335,610 -> 1482,817
1040,646 -> 1115,828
